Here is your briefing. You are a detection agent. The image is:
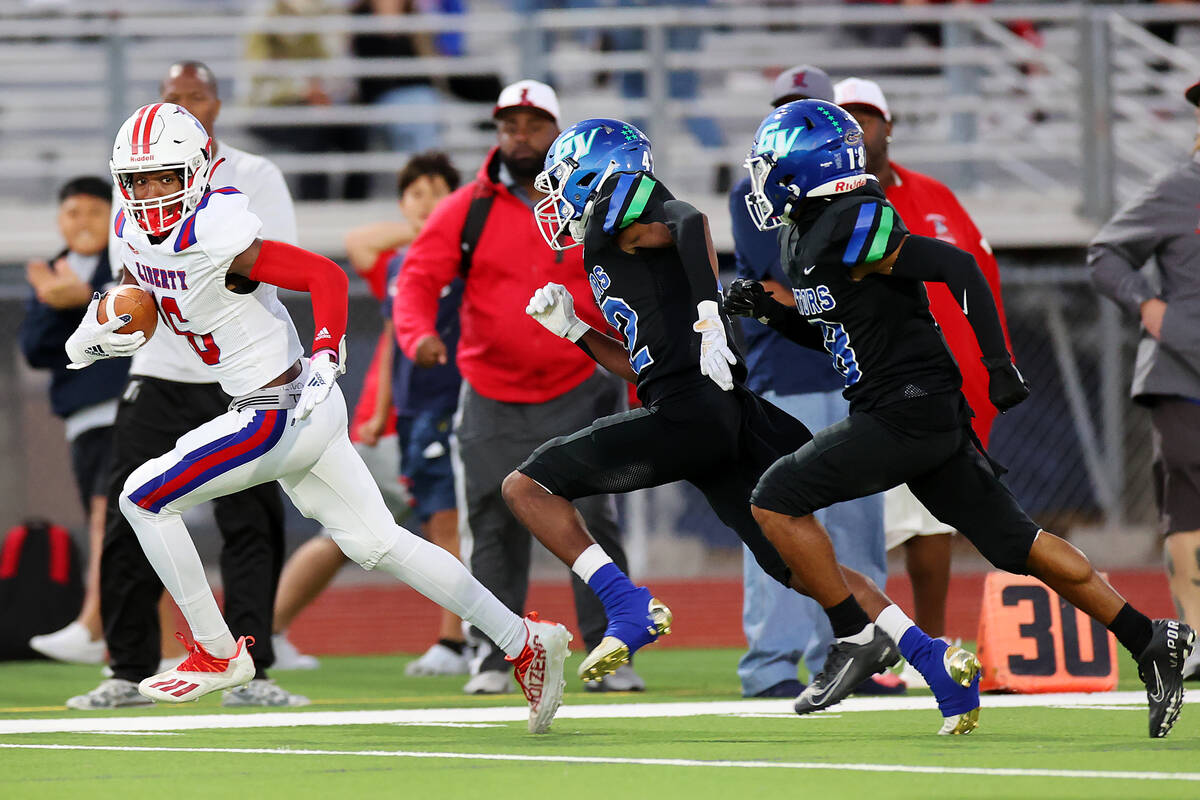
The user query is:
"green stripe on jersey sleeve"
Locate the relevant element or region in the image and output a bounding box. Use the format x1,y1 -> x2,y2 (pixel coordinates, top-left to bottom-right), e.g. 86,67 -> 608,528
619,175 -> 657,229
864,205 -> 895,262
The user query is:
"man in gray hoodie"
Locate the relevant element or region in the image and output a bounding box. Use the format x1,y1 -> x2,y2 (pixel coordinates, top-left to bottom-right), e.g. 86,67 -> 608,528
1089,80 -> 1200,680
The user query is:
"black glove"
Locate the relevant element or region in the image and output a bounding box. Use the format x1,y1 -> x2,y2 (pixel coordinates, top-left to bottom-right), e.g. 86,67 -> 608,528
723,278 -> 787,324
982,357 -> 1030,413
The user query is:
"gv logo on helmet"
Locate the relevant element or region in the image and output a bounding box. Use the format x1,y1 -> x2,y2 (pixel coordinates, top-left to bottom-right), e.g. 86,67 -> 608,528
754,121 -> 804,157
554,128 -> 600,163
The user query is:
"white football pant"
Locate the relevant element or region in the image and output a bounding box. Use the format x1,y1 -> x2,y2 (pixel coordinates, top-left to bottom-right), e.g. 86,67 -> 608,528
118,365 -> 525,660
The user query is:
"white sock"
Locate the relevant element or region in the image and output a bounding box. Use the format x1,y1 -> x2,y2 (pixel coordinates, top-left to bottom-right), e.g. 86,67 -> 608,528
571,543 -> 613,583
875,604 -> 917,646
375,530 -> 526,659
838,623 -> 876,646
119,496 -> 237,659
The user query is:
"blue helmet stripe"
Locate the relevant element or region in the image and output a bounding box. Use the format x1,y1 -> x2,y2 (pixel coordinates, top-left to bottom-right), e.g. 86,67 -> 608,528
602,173 -> 637,235
842,202 -> 877,265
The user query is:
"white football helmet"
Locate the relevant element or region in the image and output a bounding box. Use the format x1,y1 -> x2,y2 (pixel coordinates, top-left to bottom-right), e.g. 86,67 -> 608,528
110,102 -> 213,237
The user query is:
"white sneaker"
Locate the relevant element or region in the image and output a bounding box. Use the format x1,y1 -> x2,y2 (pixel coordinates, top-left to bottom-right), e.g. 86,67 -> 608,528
509,612 -> 572,734
463,669 -> 513,695
30,621 -> 106,665
583,663 -> 645,692
66,679 -> 153,710
221,678 -> 310,707
138,635 -> 254,703
272,634 -> 319,671
405,643 -> 470,676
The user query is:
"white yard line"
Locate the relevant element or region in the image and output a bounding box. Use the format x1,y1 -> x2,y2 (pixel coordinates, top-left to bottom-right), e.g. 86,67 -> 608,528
0,691 -> 1185,736
0,742 -> 1197,782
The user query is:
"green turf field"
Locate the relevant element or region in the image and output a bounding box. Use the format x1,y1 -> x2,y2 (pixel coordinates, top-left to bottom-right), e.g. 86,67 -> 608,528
1,648 -> 1196,799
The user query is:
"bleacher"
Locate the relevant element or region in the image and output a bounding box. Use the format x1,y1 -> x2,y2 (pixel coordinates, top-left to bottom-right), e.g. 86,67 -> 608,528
2,2 -> 1199,266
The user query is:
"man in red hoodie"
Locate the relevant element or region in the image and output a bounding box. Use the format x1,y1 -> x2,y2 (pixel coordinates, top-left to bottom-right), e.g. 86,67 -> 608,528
833,78 -> 1013,660
394,81 -> 636,694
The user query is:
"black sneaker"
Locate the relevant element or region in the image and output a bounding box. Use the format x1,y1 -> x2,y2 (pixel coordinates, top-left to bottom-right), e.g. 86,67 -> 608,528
794,627 -> 900,715
1137,619 -> 1196,738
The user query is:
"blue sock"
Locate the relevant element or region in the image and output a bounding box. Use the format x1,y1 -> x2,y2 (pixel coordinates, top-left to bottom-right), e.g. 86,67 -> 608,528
587,563 -> 639,616
898,626 -> 933,664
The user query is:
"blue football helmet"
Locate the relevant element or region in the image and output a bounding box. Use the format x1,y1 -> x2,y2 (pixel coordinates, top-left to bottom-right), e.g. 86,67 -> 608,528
744,99 -> 873,231
534,118 -> 653,250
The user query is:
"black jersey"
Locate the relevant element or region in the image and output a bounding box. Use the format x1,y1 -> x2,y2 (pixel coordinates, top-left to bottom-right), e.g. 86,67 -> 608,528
582,172 -> 746,406
780,183 -> 961,411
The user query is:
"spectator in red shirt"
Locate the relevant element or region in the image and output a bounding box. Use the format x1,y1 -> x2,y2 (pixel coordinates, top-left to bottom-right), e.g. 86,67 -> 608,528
834,78 -> 1013,660
394,81 -> 637,693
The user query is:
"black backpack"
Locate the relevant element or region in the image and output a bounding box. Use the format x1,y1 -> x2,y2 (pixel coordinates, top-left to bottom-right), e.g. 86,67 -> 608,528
0,519 -> 84,661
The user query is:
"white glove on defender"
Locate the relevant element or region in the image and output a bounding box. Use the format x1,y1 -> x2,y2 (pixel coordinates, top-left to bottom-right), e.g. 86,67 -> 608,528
526,282 -> 590,342
65,293 -> 146,370
692,300 -> 736,392
297,343 -> 347,421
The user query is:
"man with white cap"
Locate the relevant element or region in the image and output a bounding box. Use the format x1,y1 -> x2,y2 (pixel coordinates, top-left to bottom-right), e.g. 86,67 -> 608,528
729,65 -> 895,698
834,77 -> 1013,673
394,80 -> 637,693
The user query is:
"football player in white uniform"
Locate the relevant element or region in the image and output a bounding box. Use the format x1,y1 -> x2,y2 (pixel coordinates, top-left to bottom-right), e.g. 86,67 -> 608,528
64,102 -> 571,734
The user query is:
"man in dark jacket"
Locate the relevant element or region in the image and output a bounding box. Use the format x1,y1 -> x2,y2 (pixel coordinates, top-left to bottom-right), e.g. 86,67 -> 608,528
20,176 -> 128,665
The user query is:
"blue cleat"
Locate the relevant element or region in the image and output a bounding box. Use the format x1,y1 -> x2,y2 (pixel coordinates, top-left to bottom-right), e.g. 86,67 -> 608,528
902,630 -> 980,735
578,586 -> 671,683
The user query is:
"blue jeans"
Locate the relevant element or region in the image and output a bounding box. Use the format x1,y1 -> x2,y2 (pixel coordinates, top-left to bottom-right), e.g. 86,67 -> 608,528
738,389 -> 887,696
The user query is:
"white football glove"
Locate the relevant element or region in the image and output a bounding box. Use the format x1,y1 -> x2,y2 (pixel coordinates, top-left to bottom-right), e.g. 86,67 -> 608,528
296,344 -> 346,421
692,300 -> 736,392
525,282 -> 590,342
65,293 -> 146,370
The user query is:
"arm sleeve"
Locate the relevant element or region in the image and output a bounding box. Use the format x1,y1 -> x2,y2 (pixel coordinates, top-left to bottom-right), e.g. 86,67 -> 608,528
762,306 -> 827,353
890,235 -> 1011,363
392,188 -> 471,359
1087,175 -> 1168,314
662,198 -> 723,308
248,240 -> 349,361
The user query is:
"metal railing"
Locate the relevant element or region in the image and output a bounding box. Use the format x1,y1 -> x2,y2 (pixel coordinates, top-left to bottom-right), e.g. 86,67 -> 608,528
2,5 -> 1199,234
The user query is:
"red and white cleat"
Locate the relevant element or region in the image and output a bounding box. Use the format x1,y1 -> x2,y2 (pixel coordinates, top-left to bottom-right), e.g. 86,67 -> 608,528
138,634 -> 255,704
508,612 -> 571,734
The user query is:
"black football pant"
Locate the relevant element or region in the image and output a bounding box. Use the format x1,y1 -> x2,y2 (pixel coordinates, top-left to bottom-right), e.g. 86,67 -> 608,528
100,377 -> 285,683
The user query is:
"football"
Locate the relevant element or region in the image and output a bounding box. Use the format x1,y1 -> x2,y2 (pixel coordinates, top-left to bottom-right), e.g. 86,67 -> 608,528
97,285 -> 158,341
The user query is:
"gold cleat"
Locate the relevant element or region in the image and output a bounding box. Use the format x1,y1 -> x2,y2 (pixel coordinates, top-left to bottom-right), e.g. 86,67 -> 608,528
936,645 -> 981,735
577,598 -> 673,683
944,645 -> 981,687
938,706 -> 980,736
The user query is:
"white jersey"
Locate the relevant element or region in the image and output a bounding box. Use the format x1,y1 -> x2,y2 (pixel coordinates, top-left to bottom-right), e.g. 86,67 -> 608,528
109,141 -> 297,384
113,186 -> 304,397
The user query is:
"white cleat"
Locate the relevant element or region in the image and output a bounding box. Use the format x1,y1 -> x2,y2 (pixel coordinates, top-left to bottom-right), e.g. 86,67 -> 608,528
509,612 -> 572,734
30,621 -> 106,665
138,635 -> 255,704
406,642 -> 470,676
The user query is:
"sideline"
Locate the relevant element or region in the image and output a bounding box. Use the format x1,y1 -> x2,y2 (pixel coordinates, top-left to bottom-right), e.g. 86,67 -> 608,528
0,691 -> 1184,735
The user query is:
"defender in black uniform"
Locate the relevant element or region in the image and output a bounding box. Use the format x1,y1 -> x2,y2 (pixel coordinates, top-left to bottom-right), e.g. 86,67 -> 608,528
506,119 -> 960,715
736,99 -> 1194,738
